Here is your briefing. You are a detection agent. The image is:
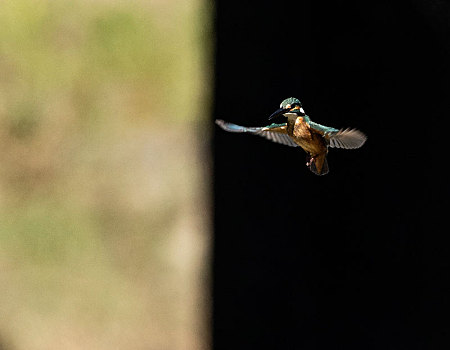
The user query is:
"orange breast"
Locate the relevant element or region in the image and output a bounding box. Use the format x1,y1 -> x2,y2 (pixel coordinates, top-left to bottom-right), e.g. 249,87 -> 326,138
290,117 -> 327,155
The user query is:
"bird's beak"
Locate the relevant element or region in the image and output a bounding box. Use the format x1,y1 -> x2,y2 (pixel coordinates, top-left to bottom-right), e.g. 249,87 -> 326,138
268,108 -> 288,120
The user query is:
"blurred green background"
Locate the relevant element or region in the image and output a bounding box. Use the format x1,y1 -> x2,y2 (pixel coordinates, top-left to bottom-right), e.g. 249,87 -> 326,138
0,0 -> 211,349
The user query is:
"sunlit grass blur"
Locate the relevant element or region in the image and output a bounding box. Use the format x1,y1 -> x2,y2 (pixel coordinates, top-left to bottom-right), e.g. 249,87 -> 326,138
0,0 -> 211,349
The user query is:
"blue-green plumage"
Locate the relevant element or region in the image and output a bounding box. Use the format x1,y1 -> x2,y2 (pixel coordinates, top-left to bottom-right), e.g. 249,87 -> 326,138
302,116 -> 339,135
216,97 -> 367,175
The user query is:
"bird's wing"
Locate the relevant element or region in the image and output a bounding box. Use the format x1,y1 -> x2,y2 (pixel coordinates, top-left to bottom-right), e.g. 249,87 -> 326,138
307,120 -> 340,135
326,128 -> 367,149
306,119 -> 367,149
215,119 -> 299,147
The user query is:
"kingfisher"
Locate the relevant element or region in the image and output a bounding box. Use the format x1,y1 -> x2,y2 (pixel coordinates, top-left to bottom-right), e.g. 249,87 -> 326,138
216,97 -> 367,175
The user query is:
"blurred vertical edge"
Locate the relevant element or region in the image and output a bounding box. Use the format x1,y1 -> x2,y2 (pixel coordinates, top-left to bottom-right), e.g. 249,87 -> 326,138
0,0 -> 212,349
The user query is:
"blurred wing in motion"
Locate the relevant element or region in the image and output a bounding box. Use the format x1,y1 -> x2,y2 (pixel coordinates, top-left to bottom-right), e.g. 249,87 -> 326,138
215,119 -> 299,147
327,128 -> 367,149
307,119 -> 367,149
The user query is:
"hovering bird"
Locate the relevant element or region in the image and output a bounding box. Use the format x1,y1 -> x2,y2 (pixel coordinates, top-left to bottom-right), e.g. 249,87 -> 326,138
216,97 -> 367,175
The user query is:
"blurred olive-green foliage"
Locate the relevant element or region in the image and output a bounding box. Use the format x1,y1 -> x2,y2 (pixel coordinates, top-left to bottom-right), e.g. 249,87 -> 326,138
0,0 -> 211,349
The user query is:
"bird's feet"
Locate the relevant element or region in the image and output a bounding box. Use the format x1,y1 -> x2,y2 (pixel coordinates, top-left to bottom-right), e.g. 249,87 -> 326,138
306,156 -> 315,167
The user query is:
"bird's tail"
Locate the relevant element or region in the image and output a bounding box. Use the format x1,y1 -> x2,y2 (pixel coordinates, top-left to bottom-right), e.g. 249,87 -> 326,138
309,153 -> 329,176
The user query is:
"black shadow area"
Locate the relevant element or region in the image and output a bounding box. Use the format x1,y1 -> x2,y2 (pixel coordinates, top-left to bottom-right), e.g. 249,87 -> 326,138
213,1 -> 450,349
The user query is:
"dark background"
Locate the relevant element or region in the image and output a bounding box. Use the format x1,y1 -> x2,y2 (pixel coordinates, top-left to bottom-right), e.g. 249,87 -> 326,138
214,1 -> 450,349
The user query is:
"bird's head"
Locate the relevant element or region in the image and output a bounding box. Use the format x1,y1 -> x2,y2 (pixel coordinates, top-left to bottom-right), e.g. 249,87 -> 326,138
269,97 -> 305,120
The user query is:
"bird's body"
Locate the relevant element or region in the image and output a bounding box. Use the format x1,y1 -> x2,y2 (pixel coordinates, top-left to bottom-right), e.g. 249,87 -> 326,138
286,114 -> 329,174
216,97 -> 367,175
